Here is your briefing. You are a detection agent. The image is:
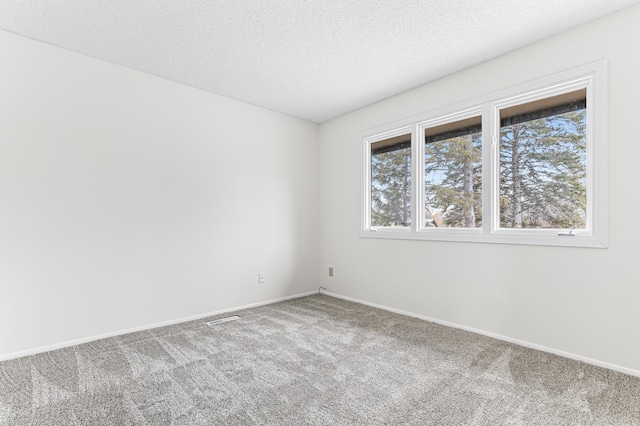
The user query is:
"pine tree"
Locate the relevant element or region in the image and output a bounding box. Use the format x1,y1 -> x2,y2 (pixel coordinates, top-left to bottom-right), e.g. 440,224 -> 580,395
371,147 -> 411,226
370,108 -> 585,230
424,133 -> 482,227
499,110 -> 586,228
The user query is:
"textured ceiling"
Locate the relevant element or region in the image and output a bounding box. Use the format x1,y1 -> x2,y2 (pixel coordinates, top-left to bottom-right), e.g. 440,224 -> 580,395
1,1 -> 638,123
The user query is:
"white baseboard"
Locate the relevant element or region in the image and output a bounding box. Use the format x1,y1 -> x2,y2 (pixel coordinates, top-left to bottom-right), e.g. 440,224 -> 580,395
0,290 -> 319,362
6,289 -> 638,379
322,291 -> 640,379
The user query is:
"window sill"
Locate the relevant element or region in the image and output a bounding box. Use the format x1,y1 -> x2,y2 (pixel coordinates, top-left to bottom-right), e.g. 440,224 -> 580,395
359,230 -> 607,248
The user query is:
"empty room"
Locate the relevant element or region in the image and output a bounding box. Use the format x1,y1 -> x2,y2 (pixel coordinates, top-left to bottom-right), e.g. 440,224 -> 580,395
1,1 -> 640,424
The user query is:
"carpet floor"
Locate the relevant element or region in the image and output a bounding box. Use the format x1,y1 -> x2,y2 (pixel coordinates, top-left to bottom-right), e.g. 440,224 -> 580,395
1,294 -> 639,425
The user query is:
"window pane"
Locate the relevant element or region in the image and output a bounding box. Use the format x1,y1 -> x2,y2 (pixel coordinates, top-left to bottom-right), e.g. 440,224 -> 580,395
371,134 -> 412,227
424,117 -> 482,228
499,89 -> 587,229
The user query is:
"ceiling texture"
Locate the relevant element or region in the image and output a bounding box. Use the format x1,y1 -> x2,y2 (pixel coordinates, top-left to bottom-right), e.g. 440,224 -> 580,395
1,0 -> 638,123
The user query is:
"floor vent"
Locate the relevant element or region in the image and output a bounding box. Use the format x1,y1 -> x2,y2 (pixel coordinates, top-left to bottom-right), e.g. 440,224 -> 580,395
207,315 -> 240,326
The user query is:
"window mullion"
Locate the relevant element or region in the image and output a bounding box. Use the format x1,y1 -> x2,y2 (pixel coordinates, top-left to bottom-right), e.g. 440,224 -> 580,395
412,124 -> 423,232
485,102 -> 500,236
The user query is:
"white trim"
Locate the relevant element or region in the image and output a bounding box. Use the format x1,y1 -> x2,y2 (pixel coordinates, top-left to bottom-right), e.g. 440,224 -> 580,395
322,291 -> 640,379
4,289 -> 637,379
359,228 -> 605,248
0,290 -> 319,362
591,59 -> 609,247
410,123 -> 419,233
359,60 -> 608,248
484,101 -> 496,237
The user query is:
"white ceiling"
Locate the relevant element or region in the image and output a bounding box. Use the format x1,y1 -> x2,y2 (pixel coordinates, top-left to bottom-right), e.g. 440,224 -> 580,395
1,1 -> 638,123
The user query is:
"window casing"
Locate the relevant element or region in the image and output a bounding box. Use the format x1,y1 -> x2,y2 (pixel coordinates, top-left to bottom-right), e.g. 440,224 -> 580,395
361,61 -> 607,248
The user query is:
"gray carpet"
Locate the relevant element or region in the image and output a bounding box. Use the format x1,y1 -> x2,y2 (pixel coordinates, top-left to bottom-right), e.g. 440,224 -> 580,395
1,295 -> 639,425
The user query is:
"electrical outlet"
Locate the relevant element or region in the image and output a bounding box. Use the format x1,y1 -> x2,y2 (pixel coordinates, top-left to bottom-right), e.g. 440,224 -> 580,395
329,267 -> 334,277
258,272 -> 265,284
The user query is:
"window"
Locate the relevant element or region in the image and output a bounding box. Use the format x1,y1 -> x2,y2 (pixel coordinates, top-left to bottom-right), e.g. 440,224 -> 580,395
422,114 -> 483,229
498,89 -> 587,230
361,61 -> 607,248
364,127 -> 413,231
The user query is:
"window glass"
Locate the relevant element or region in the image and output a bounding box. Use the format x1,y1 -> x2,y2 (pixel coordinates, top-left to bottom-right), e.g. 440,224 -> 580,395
424,116 -> 482,228
371,133 -> 412,227
361,61 -> 606,247
499,89 -> 587,229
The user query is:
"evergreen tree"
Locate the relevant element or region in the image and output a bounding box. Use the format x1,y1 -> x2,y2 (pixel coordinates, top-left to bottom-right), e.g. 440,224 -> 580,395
424,133 -> 482,227
371,146 -> 411,226
499,110 -> 586,228
370,108 -> 585,230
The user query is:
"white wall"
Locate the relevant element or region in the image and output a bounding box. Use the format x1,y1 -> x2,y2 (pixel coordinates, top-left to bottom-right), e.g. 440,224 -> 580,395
0,31 -> 318,358
318,5 -> 640,374
3,6 -> 640,375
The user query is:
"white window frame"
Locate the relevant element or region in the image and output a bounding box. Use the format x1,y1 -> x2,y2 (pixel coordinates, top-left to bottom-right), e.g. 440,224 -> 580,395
416,107 -> 485,237
362,124 -> 415,234
360,60 -> 608,248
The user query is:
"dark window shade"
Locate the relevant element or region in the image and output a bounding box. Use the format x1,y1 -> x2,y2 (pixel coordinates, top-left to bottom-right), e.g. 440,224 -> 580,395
371,134 -> 411,155
500,88 -> 586,126
424,115 -> 482,145
425,124 -> 482,144
501,100 -> 586,126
